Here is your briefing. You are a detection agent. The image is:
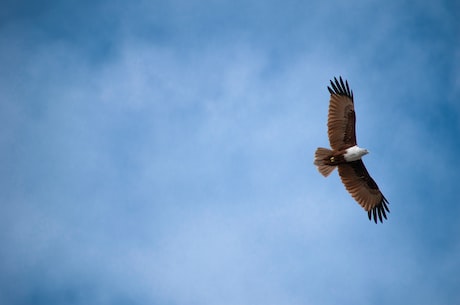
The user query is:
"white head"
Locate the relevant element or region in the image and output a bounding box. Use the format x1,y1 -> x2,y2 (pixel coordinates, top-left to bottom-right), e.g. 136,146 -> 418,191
344,145 -> 369,162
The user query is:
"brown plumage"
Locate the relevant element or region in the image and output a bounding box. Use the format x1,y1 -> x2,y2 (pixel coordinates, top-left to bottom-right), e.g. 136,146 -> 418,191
314,77 -> 389,223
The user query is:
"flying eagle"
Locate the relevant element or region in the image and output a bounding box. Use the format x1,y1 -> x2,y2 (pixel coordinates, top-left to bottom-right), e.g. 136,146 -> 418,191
314,77 -> 389,223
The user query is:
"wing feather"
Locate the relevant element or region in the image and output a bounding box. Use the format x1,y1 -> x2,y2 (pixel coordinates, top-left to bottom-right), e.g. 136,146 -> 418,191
327,77 -> 356,150
338,160 -> 390,223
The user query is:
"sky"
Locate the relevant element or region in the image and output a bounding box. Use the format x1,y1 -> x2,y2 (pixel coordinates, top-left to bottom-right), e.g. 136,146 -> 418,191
0,0 -> 459,304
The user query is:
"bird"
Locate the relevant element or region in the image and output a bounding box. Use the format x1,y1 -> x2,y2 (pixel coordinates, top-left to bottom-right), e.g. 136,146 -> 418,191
314,76 -> 389,223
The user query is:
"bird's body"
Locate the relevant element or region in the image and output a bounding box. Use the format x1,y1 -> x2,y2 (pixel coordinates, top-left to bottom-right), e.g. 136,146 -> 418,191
314,77 -> 389,223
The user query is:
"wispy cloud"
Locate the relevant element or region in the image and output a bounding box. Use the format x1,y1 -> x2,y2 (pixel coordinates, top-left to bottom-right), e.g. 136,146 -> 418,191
0,0 -> 459,304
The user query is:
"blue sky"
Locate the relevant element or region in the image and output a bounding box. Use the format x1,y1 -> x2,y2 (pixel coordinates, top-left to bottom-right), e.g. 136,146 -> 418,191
1,0 -> 459,304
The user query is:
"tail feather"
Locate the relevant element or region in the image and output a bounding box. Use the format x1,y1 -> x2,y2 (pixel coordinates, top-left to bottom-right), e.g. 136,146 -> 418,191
314,147 -> 336,177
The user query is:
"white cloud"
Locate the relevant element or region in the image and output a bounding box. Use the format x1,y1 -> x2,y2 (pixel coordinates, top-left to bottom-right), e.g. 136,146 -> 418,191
1,0 -> 459,304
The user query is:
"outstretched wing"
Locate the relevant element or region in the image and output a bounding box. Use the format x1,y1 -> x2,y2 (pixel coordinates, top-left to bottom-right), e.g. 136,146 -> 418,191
327,77 -> 356,150
338,160 -> 390,223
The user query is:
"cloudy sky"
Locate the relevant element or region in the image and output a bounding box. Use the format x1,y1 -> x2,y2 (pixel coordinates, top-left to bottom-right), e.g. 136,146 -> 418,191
1,0 -> 459,304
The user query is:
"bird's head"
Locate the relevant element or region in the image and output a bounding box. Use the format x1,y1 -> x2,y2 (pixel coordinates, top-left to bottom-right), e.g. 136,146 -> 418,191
356,147 -> 369,157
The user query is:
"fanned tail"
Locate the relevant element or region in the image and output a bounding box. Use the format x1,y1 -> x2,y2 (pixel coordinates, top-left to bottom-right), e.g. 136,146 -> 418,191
314,147 -> 336,177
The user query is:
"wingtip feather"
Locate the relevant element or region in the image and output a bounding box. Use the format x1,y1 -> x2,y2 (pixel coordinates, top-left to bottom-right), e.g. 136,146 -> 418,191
368,197 -> 390,224
328,76 -> 353,99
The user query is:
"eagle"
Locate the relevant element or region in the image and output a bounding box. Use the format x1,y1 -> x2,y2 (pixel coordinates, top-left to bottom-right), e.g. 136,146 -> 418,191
314,77 -> 389,223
